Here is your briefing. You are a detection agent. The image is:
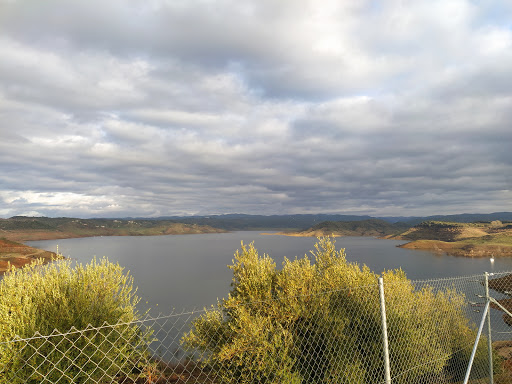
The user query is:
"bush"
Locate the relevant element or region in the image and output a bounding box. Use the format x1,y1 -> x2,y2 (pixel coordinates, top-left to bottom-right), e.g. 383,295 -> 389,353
183,237 -> 490,384
0,257 -> 150,384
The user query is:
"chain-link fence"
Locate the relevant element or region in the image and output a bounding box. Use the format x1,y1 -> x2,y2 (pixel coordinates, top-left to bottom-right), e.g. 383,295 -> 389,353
2,271 -> 512,383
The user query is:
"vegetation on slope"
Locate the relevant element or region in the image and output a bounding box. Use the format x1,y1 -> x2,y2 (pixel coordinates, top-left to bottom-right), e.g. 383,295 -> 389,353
392,220 -> 512,257
159,213 -> 376,231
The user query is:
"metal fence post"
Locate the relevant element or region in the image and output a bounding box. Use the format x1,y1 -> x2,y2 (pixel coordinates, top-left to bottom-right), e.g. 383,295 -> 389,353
379,277 -> 391,384
485,272 -> 494,384
463,300 -> 490,384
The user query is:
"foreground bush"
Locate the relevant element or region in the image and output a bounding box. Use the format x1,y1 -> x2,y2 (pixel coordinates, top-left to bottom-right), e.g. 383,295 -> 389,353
0,258 -> 149,384
183,237 -> 490,384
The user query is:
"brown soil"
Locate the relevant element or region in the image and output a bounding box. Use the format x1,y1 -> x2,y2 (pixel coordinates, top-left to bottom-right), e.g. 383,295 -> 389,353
0,239 -> 59,274
494,340 -> 512,380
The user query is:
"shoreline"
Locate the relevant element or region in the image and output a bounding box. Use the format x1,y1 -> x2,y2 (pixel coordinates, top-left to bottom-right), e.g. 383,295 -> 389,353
0,228 -> 227,275
3,229 -> 512,275
0,239 -> 61,275
0,227 -> 228,243
398,239 -> 512,258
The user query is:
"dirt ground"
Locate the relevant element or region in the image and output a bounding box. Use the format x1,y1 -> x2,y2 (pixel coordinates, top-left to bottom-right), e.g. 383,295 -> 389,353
0,239 -> 59,274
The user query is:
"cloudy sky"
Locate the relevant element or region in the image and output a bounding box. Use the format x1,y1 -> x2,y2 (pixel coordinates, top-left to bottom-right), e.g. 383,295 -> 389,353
1,0 -> 511,218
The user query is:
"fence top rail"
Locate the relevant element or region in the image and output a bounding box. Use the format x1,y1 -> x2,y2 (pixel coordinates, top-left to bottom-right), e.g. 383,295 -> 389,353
407,270 -> 512,285
1,283 -> 380,344
3,270 -> 512,345
0,309 -> 209,345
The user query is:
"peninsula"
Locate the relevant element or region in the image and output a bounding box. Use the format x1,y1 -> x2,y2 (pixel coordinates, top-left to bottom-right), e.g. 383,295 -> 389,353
389,220 -> 512,258
0,238 -> 61,274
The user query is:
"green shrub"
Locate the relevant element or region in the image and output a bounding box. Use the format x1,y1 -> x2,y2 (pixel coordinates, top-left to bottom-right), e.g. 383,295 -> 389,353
0,257 -> 150,384
183,237 -> 490,384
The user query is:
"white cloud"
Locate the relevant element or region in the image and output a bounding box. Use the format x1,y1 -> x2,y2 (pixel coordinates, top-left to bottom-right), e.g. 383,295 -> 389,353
0,0 -> 511,217
0,37 -> 149,112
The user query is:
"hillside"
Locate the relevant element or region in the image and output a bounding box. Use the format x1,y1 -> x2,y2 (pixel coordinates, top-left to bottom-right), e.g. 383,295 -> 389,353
0,238 -> 60,274
150,213 -> 376,231
391,220 -> 512,257
0,216 -> 226,242
276,219 -> 410,237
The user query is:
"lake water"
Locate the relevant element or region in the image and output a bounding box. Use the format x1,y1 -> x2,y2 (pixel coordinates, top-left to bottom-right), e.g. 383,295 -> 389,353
27,232 -> 512,313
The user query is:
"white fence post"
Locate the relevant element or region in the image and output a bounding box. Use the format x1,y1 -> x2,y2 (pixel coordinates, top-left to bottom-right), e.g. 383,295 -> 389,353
379,277 -> 391,384
463,300 -> 490,384
485,272 -> 494,384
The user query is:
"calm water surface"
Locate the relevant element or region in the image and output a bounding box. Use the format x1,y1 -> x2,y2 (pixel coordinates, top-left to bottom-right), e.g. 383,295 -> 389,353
27,232 -> 512,313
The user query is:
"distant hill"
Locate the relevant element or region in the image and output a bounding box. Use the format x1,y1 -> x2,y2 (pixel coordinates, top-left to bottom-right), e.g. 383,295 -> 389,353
390,220 -> 512,257
276,219 -> 410,237
135,212 -> 512,231
382,212 -> 512,225
2,212 -> 512,241
144,214 -> 376,231
0,217 -> 225,242
394,221 -> 469,242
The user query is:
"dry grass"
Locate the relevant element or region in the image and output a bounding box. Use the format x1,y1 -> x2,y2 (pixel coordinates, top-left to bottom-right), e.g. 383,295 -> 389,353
454,226 -> 489,240
395,222 -> 512,257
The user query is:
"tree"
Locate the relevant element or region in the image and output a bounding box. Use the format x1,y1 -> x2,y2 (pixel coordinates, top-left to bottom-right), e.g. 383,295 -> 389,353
0,258 -> 150,384
183,237 -> 491,384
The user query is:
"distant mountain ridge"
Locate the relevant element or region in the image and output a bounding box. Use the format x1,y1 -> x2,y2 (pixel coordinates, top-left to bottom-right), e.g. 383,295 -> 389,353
0,216 -> 225,242
4,212 -> 512,233
139,214 -> 375,230
134,212 -> 512,230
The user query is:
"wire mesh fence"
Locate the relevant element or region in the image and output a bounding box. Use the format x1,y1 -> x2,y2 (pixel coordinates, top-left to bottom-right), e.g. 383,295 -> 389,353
2,271 -> 512,383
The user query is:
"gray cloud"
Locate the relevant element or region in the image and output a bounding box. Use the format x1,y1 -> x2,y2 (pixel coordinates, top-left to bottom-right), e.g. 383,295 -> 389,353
0,0 -> 511,218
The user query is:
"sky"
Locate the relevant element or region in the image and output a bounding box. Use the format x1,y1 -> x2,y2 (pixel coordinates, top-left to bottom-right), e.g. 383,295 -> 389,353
1,0 -> 511,219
